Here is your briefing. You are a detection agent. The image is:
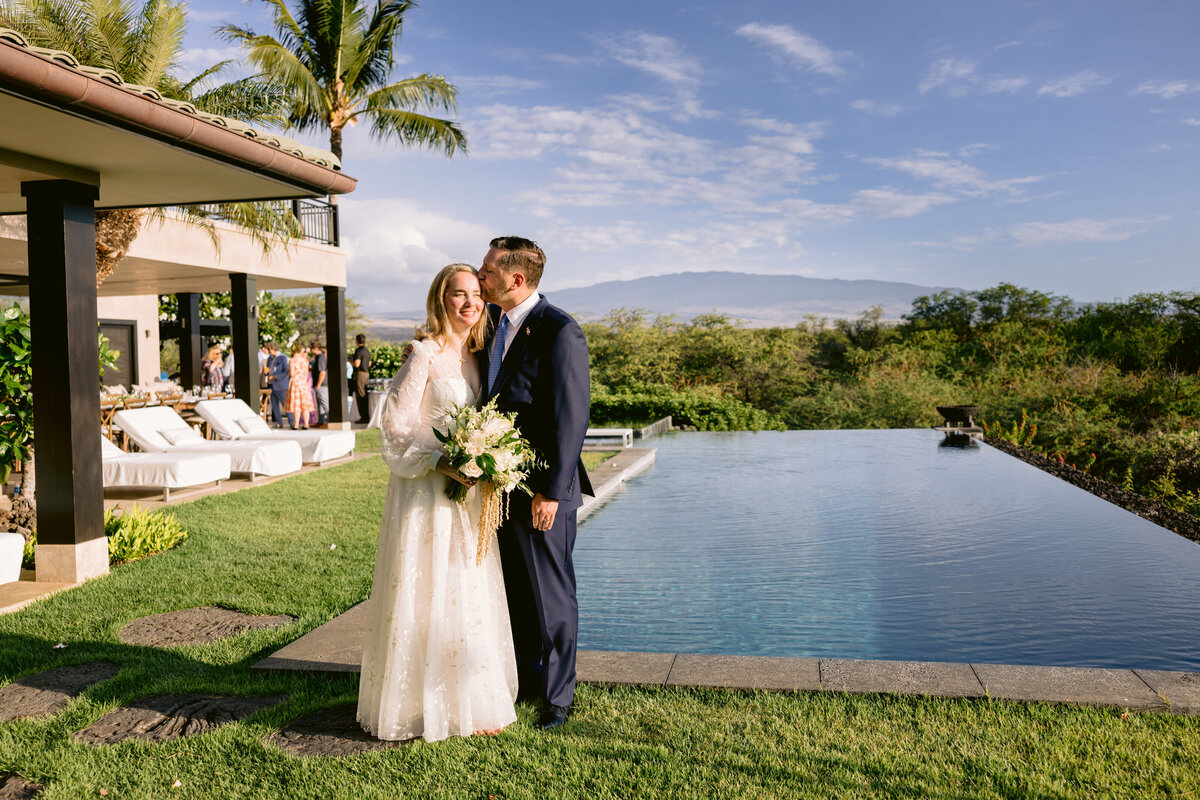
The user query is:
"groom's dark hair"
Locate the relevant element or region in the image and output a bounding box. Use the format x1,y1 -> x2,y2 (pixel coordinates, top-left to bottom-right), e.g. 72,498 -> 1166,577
490,236 -> 546,288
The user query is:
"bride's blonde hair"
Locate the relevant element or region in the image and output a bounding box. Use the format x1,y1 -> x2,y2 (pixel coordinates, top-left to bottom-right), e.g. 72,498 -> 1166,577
414,263 -> 489,352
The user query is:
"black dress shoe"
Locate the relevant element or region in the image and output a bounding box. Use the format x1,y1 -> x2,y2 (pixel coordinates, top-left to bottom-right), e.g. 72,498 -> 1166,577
536,704 -> 571,731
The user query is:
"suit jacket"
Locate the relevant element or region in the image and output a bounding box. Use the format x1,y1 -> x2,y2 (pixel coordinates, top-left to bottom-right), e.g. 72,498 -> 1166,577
268,353 -> 290,392
483,296 -> 594,509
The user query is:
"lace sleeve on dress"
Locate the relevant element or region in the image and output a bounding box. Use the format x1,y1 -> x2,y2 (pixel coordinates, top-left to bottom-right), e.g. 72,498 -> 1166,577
374,342 -> 441,478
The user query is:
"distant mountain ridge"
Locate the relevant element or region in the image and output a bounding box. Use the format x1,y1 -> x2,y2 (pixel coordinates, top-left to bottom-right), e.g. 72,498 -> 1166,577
543,271 -> 952,326
365,271 -> 955,336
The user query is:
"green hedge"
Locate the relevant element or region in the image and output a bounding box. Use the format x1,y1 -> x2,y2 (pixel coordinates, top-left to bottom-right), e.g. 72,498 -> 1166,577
590,383 -> 784,431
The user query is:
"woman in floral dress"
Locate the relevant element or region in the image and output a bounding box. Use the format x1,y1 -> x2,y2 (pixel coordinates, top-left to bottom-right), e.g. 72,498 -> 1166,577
285,342 -> 315,429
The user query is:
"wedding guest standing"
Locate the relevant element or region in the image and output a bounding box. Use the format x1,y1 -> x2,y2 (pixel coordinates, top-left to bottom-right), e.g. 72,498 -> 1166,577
202,346 -> 224,392
266,342 -> 292,428
311,341 -> 329,427
285,342 -> 315,430
352,333 -> 372,422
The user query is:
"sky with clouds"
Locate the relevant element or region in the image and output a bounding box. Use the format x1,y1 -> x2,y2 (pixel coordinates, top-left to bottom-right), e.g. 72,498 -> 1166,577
182,0 -> 1200,313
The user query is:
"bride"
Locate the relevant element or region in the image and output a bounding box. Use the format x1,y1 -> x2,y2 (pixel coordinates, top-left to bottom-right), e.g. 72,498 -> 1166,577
357,263 -> 518,742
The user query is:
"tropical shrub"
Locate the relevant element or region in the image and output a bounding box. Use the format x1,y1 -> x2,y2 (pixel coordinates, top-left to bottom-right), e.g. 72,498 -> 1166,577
106,505 -> 189,565
0,303 -> 32,484
370,343 -> 406,380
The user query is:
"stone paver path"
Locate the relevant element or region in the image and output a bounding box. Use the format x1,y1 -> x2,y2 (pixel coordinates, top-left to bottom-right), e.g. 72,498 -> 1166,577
0,774 -> 42,799
77,694 -> 287,745
119,607 -> 295,647
0,662 -> 120,721
267,703 -> 403,757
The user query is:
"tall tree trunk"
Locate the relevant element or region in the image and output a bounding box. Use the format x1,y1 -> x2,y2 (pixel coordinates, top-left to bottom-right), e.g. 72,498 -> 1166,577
21,447 -> 34,513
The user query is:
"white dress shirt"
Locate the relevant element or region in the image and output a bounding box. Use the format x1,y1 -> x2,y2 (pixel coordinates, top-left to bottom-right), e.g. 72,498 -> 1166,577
498,291 -> 541,359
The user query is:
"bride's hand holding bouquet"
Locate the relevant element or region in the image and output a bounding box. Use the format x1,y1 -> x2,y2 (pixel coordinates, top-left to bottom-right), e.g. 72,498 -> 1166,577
434,398 -> 542,563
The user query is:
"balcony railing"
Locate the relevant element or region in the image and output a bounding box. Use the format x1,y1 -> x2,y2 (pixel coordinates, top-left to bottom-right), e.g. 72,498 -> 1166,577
175,197 -> 340,247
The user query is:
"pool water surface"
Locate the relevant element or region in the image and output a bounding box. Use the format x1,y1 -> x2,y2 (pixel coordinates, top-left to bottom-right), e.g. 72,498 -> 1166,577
575,430 -> 1200,671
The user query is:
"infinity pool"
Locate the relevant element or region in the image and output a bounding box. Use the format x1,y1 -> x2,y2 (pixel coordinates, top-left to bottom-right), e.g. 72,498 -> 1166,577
575,430 -> 1200,671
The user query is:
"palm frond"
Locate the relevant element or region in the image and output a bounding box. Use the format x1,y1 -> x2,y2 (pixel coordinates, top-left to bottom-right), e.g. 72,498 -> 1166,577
130,0 -> 184,87
342,0 -> 412,91
176,59 -> 234,96
189,75 -> 291,126
220,29 -> 327,115
359,73 -> 458,114
365,107 -> 466,157
165,202 -> 301,258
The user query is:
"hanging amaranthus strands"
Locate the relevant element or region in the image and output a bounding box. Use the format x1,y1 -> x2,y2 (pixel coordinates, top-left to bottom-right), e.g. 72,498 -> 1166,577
476,481 -> 511,566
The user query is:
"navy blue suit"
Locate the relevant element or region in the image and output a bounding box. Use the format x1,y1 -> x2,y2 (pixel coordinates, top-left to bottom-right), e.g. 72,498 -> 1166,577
267,353 -> 292,428
483,296 -> 592,708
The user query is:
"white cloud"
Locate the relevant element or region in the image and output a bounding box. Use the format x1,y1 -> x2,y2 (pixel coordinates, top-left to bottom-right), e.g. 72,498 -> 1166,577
600,33 -> 714,120
1184,118 -> 1200,127
865,151 -> 1045,197
911,230 -> 1004,251
178,46 -> 249,78
1132,80 -> 1200,99
920,57 -> 1029,97
1038,70 -> 1110,98
454,75 -> 545,96
1009,217 -> 1162,246
339,198 -> 497,311
851,99 -> 903,116
735,23 -> 850,78
984,76 -> 1030,93
852,188 -> 956,218
919,58 -> 978,95
602,31 -> 701,85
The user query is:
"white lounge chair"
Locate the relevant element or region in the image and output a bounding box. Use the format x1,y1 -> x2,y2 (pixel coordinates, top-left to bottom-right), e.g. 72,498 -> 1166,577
101,436 -> 231,501
114,406 -> 302,480
195,399 -> 355,466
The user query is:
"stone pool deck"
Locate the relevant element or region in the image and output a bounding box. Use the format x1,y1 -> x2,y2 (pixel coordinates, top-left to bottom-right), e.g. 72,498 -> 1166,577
253,602 -> 1199,714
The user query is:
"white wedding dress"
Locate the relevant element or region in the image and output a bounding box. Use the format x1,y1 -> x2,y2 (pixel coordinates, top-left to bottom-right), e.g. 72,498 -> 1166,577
357,338 -> 518,742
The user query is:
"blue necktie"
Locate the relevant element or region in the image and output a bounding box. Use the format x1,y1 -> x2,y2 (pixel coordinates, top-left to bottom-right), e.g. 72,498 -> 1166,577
486,314 -> 509,395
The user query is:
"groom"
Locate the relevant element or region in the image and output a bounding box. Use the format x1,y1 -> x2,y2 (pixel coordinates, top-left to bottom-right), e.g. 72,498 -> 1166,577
477,236 -> 593,731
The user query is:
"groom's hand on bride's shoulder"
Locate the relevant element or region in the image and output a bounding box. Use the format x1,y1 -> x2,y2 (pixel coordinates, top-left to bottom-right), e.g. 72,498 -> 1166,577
399,342 -> 414,365
531,493 -> 558,532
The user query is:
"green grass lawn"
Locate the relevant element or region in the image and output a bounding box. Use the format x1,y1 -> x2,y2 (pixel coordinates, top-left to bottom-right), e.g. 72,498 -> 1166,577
1,432 -> 1197,798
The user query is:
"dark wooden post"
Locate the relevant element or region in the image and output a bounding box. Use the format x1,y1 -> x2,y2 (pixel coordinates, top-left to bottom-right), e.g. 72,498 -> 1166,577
324,285 -> 348,428
21,179 -> 108,583
230,273 -> 258,407
176,292 -> 202,389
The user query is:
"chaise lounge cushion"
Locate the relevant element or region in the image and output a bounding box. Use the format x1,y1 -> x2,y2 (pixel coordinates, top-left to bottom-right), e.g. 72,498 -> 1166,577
114,406 -> 301,477
101,435 -> 231,491
196,399 -> 355,464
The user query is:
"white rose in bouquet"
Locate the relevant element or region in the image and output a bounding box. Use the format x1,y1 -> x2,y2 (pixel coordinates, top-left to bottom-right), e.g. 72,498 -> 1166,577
492,449 -> 518,473
482,416 -> 511,440
460,459 -> 484,478
465,430 -> 488,456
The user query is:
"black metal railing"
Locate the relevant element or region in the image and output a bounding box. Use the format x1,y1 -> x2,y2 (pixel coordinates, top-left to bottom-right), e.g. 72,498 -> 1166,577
289,197 -> 339,246
175,197 -> 340,247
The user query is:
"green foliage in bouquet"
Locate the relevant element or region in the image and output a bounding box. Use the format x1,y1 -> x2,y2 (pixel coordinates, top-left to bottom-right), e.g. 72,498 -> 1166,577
433,399 -> 543,502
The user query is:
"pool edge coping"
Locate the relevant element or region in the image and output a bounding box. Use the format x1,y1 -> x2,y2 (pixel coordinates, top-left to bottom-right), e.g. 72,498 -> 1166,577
253,606 -> 1200,716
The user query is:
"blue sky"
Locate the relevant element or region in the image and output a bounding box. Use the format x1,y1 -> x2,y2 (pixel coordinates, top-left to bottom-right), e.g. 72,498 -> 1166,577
182,0 -> 1200,313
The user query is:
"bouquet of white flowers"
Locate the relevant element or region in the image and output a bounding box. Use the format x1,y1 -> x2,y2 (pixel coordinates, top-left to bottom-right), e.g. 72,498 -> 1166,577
434,398 -> 542,564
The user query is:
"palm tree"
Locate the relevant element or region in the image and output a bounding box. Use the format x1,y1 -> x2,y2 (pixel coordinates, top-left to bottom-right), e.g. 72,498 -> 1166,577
0,0 -> 301,283
219,0 -> 466,163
